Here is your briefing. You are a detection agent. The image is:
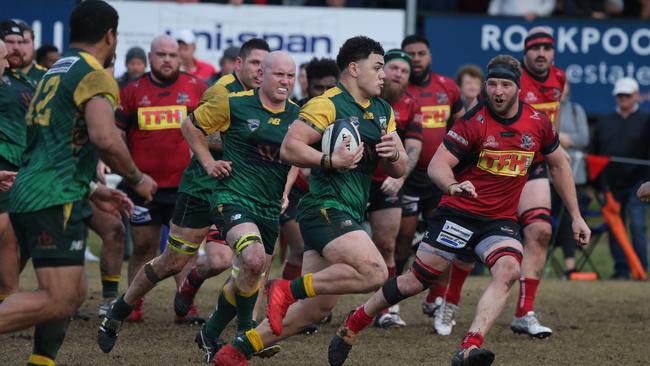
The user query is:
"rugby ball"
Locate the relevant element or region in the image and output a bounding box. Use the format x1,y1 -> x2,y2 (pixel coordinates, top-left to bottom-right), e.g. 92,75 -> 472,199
321,118 -> 362,155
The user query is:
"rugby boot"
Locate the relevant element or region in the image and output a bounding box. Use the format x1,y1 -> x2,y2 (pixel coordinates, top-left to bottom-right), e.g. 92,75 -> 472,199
175,274 -> 201,317
434,300 -> 459,336
125,298 -> 144,323
176,303 -> 205,325
195,325 -> 226,363
510,311 -> 552,339
266,279 -> 296,336
98,298 -> 115,317
421,296 -> 443,318
253,344 -> 282,358
451,347 -> 495,366
213,343 -> 248,366
97,312 -> 122,353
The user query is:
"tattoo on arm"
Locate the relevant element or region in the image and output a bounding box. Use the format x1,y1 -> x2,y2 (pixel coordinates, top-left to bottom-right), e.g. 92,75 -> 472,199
406,146 -> 418,176
207,133 -> 222,151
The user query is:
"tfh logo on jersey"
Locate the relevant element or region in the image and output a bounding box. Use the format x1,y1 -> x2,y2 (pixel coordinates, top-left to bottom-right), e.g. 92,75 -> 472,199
421,105 -> 450,129
477,149 -> 535,177
137,105 -> 187,131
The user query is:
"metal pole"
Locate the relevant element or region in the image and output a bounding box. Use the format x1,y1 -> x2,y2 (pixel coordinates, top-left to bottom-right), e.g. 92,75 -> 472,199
406,0 -> 417,36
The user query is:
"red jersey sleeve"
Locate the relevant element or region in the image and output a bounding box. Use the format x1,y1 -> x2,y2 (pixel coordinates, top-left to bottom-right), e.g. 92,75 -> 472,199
115,84 -> 132,131
540,114 -> 560,155
404,98 -> 423,141
443,116 -> 480,160
445,78 -> 464,115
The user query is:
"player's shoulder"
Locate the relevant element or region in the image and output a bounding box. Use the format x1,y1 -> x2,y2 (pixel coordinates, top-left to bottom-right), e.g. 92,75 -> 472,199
460,100 -> 487,123
431,72 -> 458,90
178,71 -> 205,87
550,65 -> 565,79
216,73 -> 237,87
286,98 -> 301,113
372,95 -> 393,114
521,102 -> 552,124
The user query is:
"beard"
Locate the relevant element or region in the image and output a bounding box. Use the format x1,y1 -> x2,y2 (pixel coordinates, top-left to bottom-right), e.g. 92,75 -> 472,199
408,67 -> 429,85
487,95 -> 517,117
151,67 -> 180,84
381,79 -> 406,104
8,52 -> 23,69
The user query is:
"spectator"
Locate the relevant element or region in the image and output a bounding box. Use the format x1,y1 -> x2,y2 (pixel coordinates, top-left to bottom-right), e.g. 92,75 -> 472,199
455,64 -> 484,110
116,46 -> 147,88
207,46 -> 239,84
591,77 -> 650,279
175,29 -> 216,82
298,57 -> 339,105
35,44 -> 60,69
552,81 -> 589,277
488,0 -> 556,20
295,62 -> 308,101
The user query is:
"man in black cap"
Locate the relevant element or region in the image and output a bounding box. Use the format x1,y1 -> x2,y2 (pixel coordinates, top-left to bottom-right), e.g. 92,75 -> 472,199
0,20 -> 37,309
117,46 -> 147,88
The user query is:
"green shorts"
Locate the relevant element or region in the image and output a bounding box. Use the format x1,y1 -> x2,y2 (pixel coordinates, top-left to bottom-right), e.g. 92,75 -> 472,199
171,192 -> 222,230
298,207 -> 364,255
10,200 -> 91,268
216,204 -> 279,255
0,156 -> 18,213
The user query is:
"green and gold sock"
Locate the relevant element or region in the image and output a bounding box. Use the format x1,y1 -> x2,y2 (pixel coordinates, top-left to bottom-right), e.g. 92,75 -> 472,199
289,273 -> 316,300
28,317 -> 71,365
204,285 -> 237,339
234,285 -> 259,333
101,274 -> 120,299
232,329 -> 264,358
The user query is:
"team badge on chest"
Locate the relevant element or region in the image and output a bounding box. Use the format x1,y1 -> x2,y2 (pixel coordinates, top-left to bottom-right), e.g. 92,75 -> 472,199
247,119 -> 260,131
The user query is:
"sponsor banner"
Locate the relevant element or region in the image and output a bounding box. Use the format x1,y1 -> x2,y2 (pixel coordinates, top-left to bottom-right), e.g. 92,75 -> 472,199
424,15 -> 650,114
5,0 -> 76,52
109,1 -> 404,77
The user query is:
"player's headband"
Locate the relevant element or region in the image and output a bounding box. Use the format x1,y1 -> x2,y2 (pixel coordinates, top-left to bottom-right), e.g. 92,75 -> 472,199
384,49 -> 412,69
487,63 -> 521,88
524,32 -> 554,52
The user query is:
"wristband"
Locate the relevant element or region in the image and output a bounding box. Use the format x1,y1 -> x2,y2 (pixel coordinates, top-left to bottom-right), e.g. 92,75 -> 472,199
388,150 -> 400,163
447,182 -> 459,195
124,168 -> 144,186
320,154 -> 333,171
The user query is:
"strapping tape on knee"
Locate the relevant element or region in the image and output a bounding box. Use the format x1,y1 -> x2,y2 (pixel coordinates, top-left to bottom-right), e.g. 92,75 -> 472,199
167,234 -> 200,255
234,233 -> 262,255
382,276 -> 408,305
410,257 -> 442,287
484,247 -> 523,268
230,264 -> 240,279
144,262 -> 163,284
519,207 -> 551,227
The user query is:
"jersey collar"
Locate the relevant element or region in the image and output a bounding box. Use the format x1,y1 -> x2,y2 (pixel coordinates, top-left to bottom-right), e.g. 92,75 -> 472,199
337,82 -> 371,109
256,88 -> 286,114
487,101 -> 522,125
521,60 -> 550,83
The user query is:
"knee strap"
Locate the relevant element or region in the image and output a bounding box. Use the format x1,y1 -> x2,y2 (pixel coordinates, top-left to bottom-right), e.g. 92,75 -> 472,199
410,257 -> 442,287
382,276 -> 408,305
234,233 -> 262,255
144,262 -> 163,284
519,207 -> 551,227
167,234 -> 201,255
484,247 -> 523,268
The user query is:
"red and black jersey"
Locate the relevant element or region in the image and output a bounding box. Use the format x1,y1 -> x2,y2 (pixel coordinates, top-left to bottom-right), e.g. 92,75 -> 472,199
440,101 -> 559,220
116,72 -> 208,188
407,72 -> 463,170
520,64 -> 565,126
373,90 -> 423,182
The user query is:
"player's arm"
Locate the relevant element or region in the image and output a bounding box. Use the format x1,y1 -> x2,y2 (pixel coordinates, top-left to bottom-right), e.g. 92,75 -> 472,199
377,131 -> 407,178
281,97 -> 362,170
181,94 -> 232,178
429,121 -> 477,198
546,145 -> 590,245
281,166 -> 299,214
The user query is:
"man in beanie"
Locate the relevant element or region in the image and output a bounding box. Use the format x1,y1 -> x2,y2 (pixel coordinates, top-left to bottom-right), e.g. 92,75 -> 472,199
437,26 -> 568,339
367,49 -> 422,329
117,46 -> 147,88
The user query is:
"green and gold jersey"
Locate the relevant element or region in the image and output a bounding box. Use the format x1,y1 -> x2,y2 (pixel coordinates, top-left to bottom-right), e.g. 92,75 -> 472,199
191,88 -> 300,221
25,63 -> 48,84
178,72 -> 245,202
297,82 -> 396,222
9,49 -> 119,213
0,69 -> 37,167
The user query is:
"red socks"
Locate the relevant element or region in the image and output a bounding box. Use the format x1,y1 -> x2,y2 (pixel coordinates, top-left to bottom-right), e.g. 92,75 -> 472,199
461,331 -> 484,350
346,305 -> 373,333
282,262 -> 302,281
426,283 -> 447,303
516,277 -> 540,317
445,262 -> 471,305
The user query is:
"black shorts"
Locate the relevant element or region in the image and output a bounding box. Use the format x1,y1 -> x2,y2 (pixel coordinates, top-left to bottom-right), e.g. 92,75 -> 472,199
401,168 -> 442,217
280,187 -> 306,224
421,206 -> 521,263
216,204 -> 279,255
527,162 -> 548,181
298,207 -> 364,255
171,192 -> 223,231
121,185 -> 177,226
366,180 -> 402,213
0,156 -> 18,213
10,201 -> 91,268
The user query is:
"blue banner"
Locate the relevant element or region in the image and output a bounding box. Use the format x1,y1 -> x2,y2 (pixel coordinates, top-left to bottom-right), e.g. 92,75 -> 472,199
6,0 -> 76,54
424,15 -> 650,115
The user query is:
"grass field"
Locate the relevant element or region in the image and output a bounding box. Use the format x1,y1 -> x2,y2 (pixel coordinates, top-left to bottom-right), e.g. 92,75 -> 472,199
2,220 -> 649,365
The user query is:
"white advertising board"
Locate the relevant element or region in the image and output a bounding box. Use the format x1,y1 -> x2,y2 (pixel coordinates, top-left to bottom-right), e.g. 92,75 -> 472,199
109,1 -> 405,77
